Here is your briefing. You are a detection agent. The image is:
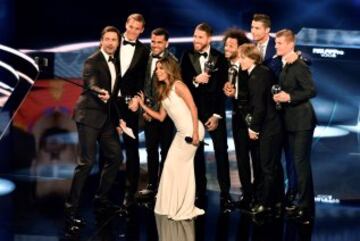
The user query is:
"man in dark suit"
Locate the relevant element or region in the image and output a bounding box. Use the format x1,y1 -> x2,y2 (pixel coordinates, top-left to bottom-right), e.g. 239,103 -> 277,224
116,13 -> 150,208
223,29 -> 258,211
238,43 -> 283,215
180,23 -> 233,211
65,26 -> 124,233
251,13 -> 299,205
273,29 -> 317,224
135,28 -> 175,201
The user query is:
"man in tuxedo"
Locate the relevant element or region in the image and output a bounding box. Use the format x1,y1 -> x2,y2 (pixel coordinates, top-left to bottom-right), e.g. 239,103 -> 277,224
222,29 -> 257,211
136,28 -> 176,201
116,13 -> 149,209
273,29 -> 317,224
180,23 -> 233,212
65,26 -> 124,233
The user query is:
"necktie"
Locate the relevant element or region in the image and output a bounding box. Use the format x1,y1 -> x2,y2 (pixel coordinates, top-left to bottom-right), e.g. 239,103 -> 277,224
123,40 -> 136,47
197,52 -> 208,58
258,44 -> 265,59
108,56 -> 115,63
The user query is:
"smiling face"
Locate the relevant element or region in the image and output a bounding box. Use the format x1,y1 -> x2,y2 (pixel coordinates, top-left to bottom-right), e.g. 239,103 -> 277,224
125,18 -> 144,41
151,34 -> 168,56
155,62 -> 169,82
193,29 -> 211,52
224,37 -> 240,61
100,31 -> 119,55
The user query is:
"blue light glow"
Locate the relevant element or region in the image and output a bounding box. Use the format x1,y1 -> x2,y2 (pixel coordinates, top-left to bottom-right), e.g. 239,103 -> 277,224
0,178 -> 15,195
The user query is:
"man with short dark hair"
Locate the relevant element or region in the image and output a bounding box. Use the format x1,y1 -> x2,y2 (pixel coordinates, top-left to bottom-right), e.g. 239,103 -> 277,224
135,27 -> 176,201
65,25 -> 124,234
181,23 -> 233,212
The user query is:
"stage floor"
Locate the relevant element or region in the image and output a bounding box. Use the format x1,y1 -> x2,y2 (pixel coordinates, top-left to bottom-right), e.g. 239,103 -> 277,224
1,173 -> 359,241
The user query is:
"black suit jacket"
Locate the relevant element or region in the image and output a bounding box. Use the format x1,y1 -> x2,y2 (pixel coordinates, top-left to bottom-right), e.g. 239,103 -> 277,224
279,59 -> 317,131
144,49 -> 177,111
248,65 -> 282,137
73,50 -> 120,129
115,40 -> 149,98
180,47 -> 227,121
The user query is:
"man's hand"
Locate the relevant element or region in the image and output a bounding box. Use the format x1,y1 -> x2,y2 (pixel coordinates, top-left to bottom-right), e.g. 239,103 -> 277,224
97,89 -> 110,103
284,51 -> 298,64
116,119 -> 127,134
194,73 -> 210,84
273,91 -> 291,103
248,130 -> 259,140
205,116 -> 219,131
143,112 -> 152,122
223,82 -> 235,97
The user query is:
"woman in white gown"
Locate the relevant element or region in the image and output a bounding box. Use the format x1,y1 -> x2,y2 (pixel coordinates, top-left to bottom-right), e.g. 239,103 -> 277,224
136,57 -> 205,220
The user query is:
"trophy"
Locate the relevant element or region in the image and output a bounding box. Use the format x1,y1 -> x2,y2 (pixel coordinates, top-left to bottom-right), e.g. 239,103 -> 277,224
228,65 -> 238,85
245,113 -> 253,127
204,60 -> 218,74
271,84 -> 282,110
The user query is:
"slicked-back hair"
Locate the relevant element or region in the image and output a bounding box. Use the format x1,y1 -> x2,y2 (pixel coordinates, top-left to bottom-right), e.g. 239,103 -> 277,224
101,25 -> 121,41
252,13 -> 271,29
127,13 -> 146,27
195,22 -> 213,36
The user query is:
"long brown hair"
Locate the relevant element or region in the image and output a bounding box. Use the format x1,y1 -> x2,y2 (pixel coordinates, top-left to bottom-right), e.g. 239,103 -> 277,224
155,57 -> 182,101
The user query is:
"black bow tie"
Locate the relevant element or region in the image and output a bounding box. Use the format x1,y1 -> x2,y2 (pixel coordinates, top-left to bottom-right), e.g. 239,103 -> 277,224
123,40 -> 136,47
197,52 -> 208,58
152,54 -> 161,59
108,56 -> 115,63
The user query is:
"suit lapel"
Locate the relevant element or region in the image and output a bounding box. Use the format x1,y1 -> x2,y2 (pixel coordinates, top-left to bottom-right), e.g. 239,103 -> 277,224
189,51 -> 202,75
98,52 -> 112,92
124,41 -> 142,76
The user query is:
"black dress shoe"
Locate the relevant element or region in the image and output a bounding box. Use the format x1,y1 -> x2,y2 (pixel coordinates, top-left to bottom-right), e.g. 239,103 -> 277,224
220,194 -> 235,213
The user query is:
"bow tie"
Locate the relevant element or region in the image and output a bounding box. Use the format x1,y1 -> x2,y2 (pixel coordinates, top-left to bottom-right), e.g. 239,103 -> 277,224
108,56 -> 116,63
152,54 -> 161,59
123,40 -> 136,47
197,52 -> 208,58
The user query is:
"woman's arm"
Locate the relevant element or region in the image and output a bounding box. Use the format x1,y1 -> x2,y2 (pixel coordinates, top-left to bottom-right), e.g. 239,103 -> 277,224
174,81 -> 200,145
137,91 -> 167,122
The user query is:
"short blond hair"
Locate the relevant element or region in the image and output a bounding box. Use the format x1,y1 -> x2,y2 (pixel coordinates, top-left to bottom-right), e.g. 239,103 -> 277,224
240,43 -> 262,64
276,29 -> 295,43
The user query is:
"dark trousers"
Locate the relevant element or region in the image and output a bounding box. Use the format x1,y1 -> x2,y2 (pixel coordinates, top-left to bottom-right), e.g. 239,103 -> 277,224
256,132 -> 283,206
144,116 -> 174,189
283,136 -> 297,195
194,118 -> 230,196
122,108 -> 140,197
287,129 -> 315,213
66,120 -> 122,210
232,112 -> 259,202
